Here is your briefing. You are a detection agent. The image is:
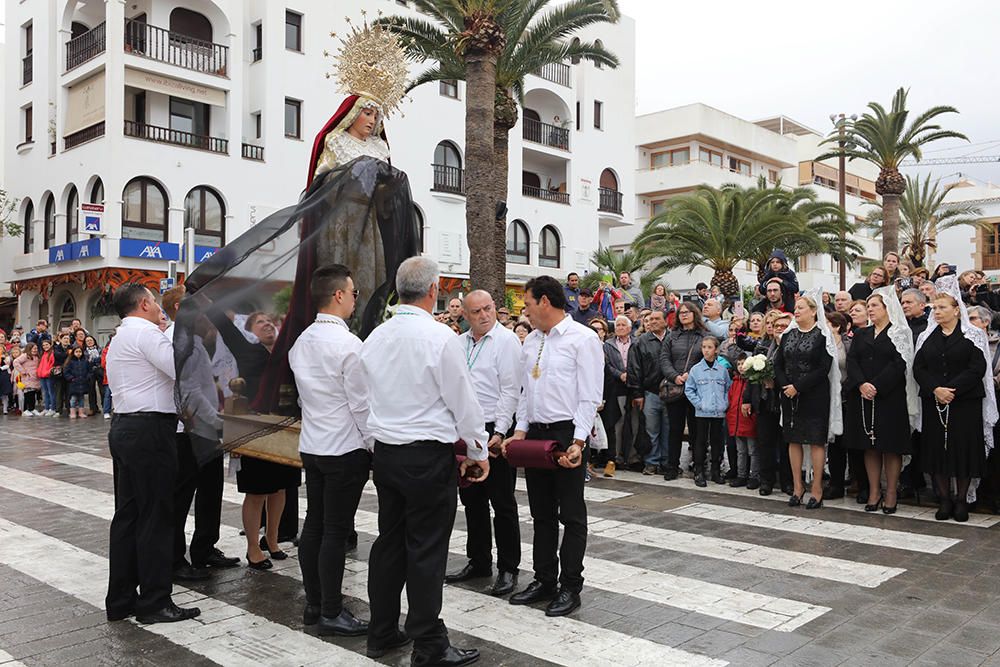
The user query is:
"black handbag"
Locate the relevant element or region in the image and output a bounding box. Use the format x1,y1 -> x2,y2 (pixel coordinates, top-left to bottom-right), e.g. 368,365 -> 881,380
659,343 -> 694,403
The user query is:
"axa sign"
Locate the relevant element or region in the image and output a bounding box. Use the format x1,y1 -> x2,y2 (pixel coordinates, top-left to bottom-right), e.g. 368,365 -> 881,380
119,239 -> 181,261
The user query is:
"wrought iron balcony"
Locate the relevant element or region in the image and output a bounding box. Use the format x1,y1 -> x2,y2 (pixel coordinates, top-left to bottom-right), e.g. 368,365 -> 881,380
124,18 -> 229,77
598,187 -> 623,214
241,143 -> 264,161
432,164 -> 465,195
523,118 -> 569,150
66,22 -> 106,72
523,184 -> 569,205
64,122 -> 106,150
22,55 -> 32,85
532,62 -> 571,87
124,120 -> 228,154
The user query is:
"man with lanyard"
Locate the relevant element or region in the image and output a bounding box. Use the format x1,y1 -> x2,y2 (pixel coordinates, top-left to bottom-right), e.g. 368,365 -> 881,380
506,276 -> 603,617
105,284 -> 200,624
445,290 -> 523,597
361,256 -> 490,666
290,264 -> 372,637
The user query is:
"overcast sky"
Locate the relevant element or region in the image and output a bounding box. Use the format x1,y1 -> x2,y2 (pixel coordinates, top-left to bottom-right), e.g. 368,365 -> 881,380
619,0 -> 1000,185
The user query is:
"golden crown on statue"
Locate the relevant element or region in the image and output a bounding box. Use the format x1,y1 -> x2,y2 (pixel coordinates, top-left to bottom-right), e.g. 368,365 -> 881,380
326,11 -> 409,117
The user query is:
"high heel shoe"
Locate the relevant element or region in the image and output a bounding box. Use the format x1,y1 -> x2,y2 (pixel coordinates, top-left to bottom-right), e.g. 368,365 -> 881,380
246,553 -> 273,570
788,494 -> 801,507
806,497 -> 823,510
882,503 -> 898,515
864,495 -> 884,513
260,536 -> 288,561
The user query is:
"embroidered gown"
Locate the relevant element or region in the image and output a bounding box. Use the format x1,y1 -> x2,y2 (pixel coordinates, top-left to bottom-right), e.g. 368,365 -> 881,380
774,327 -> 832,445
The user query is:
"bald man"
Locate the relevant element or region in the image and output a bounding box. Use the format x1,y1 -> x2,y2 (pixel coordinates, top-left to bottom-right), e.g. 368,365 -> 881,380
445,290 -> 523,597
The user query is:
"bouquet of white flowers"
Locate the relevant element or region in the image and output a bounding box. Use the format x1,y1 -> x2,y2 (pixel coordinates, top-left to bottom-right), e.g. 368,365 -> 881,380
739,353 -> 774,384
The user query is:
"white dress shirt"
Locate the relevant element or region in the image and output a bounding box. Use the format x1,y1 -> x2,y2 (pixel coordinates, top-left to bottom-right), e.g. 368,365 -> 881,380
107,316 -> 176,414
361,305 -> 488,460
289,314 -> 371,457
458,322 -> 522,434
516,315 -> 604,441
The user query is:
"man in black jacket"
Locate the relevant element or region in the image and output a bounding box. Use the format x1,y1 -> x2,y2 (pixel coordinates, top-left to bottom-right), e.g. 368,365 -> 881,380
571,288 -> 600,326
627,310 -> 669,476
900,287 -> 929,499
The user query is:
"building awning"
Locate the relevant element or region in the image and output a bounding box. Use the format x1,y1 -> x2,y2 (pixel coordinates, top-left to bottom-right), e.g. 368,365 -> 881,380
125,67 -> 226,107
10,268 -> 176,302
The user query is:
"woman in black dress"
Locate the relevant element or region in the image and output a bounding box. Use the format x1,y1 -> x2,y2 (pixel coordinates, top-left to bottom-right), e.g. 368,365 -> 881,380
913,294 -> 988,522
209,309 -> 301,568
775,296 -> 832,509
844,294 -> 911,514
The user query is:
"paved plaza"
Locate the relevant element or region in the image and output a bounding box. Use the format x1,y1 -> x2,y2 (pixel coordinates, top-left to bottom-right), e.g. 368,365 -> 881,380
2,417 -> 1000,666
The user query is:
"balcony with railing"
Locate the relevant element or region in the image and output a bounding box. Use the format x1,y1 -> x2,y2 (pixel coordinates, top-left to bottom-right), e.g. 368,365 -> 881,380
64,122 -> 106,150
251,47 -> 262,62
523,118 -> 569,151
22,55 -> 32,85
523,184 -> 569,205
598,187 -> 623,215
532,62 -> 571,87
124,120 -> 228,154
124,18 -> 229,77
66,22 -> 106,72
241,143 -> 264,161
432,164 -> 465,195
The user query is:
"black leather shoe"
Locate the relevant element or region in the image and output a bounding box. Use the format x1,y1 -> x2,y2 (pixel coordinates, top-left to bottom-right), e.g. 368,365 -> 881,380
195,548 -> 240,569
136,602 -> 201,624
411,646 -> 480,667
545,589 -> 581,617
662,468 -> 679,481
935,497 -> 953,521
509,580 -> 557,605
260,536 -> 288,560
805,497 -> 823,510
173,564 -> 211,582
303,604 -> 320,626
246,553 -> 272,570
317,609 -> 369,637
444,563 -> 492,584
758,483 -> 772,496
694,473 -> 707,488
106,608 -> 133,622
367,629 -> 411,658
953,500 -> 970,523
489,571 -> 517,597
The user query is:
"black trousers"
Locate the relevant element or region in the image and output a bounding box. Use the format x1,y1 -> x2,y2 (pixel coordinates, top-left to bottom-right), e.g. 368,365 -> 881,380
457,423 -> 520,574
665,398 -> 698,472
106,413 -> 177,617
828,436 -> 867,492
524,422 -> 587,592
694,417 -> 725,473
755,411 -> 781,485
299,449 -> 371,618
172,433 -> 224,569
368,441 -> 456,656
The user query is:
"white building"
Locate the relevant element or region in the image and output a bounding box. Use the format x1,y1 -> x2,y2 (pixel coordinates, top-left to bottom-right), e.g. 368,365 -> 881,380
1,0 -> 636,337
612,103 -> 882,296
933,178 -> 1000,277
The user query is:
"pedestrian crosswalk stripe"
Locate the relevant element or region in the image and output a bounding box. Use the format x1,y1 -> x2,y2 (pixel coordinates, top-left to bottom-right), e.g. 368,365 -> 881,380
0,648 -> 27,667
615,470 -> 1000,528
515,476 -> 633,502
0,517 -> 377,666
3,464 -> 726,666
669,503 -> 961,555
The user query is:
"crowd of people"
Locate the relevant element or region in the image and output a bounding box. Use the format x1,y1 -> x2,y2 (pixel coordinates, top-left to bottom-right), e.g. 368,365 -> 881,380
0,318 -> 112,418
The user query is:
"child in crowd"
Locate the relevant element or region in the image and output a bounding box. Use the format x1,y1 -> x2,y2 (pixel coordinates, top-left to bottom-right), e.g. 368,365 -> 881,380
759,249 -> 799,311
63,346 -> 92,419
0,342 -> 14,415
684,336 -> 732,487
37,340 -> 58,416
6,344 -> 23,414
13,343 -> 41,416
727,354 -> 759,489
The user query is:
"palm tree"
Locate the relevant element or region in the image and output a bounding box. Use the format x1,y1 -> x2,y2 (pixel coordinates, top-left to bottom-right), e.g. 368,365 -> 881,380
864,174 -> 985,267
380,0 -> 620,302
636,182 -> 858,298
817,87 -> 967,257
580,245 -> 661,294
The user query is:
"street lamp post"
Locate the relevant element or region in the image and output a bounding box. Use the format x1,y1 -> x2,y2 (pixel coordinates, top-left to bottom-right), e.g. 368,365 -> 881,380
829,113 -> 856,291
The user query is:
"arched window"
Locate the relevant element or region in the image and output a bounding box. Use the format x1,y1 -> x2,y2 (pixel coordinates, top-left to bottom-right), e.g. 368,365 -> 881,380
539,225 -> 560,268
569,38 -> 581,65
413,205 -> 425,252
184,186 -> 225,246
66,186 -> 80,243
43,195 -> 56,250
57,295 -> 76,331
169,8 -> 212,42
432,141 -> 464,194
122,177 -> 168,241
506,220 -> 530,265
90,177 -> 104,204
594,40 -> 604,69
71,22 -> 90,39
600,168 -> 618,190
22,200 -> 34,254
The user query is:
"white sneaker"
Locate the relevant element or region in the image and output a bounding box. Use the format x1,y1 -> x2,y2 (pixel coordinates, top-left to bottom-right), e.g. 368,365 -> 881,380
103,414 -> 111,420
50,411 -> 60,417
23,410 -> 34,416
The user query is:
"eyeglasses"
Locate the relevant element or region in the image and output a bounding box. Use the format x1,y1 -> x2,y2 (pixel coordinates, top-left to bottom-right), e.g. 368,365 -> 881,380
338,289 -> 360,298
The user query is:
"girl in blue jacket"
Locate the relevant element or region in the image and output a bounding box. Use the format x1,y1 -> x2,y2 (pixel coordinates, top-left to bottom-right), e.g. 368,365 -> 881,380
685,336 -> 732,487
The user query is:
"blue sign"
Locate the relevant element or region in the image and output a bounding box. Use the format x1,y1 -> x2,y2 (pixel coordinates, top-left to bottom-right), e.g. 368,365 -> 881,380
119,239 -> 181,260
195,246 -> 219,263
49,244 -> 72,263
72,238 -> 102,260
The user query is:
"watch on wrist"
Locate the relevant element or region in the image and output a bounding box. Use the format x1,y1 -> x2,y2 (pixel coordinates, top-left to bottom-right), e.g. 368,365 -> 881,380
572,438 -> 586,448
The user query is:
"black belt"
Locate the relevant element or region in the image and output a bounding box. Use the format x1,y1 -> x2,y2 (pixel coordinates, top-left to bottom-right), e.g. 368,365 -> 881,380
528,420 -> 574,431
115,412 -> 177,419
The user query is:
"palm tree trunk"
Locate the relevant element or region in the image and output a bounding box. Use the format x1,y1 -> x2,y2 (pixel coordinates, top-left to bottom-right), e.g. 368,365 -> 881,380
493,121 -> 510,303
881,194 -> 901,256
464,52 -> 501,301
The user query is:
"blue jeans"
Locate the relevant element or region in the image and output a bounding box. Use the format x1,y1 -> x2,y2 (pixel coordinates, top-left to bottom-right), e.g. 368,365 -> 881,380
643,391 -> 671,467
102,385 -> 113,414
69,394 -> 86,408
40,377 -> 57,411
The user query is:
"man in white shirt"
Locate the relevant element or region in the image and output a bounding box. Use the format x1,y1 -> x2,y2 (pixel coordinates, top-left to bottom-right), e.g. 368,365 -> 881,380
361,256 -> 490,666
445,291 -> 522,597
105,284 -> 200,625
506,276 -> 603,618
289,264 -> 372,638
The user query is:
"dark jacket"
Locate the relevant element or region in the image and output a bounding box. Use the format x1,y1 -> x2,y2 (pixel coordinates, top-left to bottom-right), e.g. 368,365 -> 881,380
750,297 -> 790,316
913,324 -> 987,402
628,331 -> 667,395
907,312 -> 929,344
742,337 -> 781,415
571,303 -> 601,326
759,250 -> 799,311
53,343 -> 69,368
63,357 -> 93,395
659,328 -> 706,383
603,335 -> 634,399
848,281 -> 873,301
26,328 -> 52,346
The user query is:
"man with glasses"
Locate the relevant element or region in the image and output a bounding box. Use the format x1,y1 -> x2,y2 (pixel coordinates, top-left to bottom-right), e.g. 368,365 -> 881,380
289,264 -> 372,637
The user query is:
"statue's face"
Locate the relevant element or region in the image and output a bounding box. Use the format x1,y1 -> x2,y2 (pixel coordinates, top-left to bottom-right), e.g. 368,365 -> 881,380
349,106 -> 379,139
